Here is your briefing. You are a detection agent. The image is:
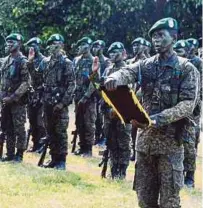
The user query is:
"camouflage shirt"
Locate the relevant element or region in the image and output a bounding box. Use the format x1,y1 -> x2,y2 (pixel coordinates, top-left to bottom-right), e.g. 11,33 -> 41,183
27,53 -> 45,89
42,53 -> 76,106
126,53 -> 147,65
0,52 -> 30,102
73,54 -> 98,102
107,53 -> 199,154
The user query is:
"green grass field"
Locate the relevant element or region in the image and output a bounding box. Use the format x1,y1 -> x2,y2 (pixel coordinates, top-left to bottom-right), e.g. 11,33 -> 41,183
0,141 -> 202,208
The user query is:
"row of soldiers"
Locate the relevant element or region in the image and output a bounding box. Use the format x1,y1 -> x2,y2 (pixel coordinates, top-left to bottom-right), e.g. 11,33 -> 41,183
0,17 -> 202,208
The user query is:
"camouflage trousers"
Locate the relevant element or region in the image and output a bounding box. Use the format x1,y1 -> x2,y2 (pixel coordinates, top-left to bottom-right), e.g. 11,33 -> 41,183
133,151 -> 184,208
183,140 -> 196,172
76,101 -> 97,146
44,104 -> 69,155
104,118 -> 132,167
1,104 -> 27,155
194,115 -> 201,149
27,104 -> 46,145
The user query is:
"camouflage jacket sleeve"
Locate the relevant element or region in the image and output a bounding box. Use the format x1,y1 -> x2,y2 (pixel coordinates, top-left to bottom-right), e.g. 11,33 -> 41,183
151,62 -> 200,127
106,61 -> 140,85
61,59 -> 76,106
12,58 -> 30,101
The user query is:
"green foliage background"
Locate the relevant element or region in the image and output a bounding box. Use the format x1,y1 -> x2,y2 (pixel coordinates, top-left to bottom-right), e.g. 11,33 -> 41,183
0,0 -> 202,54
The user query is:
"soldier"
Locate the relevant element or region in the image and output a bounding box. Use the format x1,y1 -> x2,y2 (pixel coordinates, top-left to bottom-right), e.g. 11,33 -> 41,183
92,40 -> 110,145
186,38 -> 202,149
173,39 -> 199,188
25,37 -> 46,152
126,37 -> 147,65
41,34 -> 75,170
0,33 -> 30,162
103,42 -> 132,179
74,37 -> 98,157
127,37 -> 148,162
104,18 -> 199,207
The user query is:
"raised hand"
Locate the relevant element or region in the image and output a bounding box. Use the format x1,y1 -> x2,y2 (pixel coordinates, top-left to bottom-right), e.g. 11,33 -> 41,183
28,47 -> 35,62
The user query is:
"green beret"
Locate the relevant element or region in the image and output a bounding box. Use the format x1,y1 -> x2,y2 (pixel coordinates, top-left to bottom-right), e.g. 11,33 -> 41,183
92,40 -> 106,47
107,42 -> 125,54
131,37 -> 146,46
25,37 -> 42,46
46,34 -> 64,45
173,40 -> 189,49
76,37 -> 93,46
148,18 -> 178,38
145,40 -> 152,48
6,33 -> 24,42
186,38 -> 199,48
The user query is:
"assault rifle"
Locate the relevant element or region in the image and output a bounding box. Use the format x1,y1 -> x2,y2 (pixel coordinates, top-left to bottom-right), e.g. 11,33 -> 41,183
71,102 -> 86,153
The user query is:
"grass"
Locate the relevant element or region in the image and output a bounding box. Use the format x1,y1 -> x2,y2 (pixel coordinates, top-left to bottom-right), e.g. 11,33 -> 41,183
0,145 -> 202,208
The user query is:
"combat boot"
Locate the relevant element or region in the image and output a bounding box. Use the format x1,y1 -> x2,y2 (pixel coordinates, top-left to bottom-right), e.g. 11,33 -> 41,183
119,164 -> 128,180
55,154 -> 66,170
111,164 -> 119,179
130,150 -> 136,161
1,154 -> 15,162
74,145 -> 86,156
185,171 -> 195,188
44,154 -> 57,168
14,149 -> 24,163
82,145 -> 92,157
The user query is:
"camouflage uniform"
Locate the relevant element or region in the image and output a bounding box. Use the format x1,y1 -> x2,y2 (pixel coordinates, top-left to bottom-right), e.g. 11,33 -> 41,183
126,37 -> 147,161
74,54 -> 97,152
42,34 -> 76,169
73,37 -> 98,156
0,35 -> 30,161
174,39 -> 200,187
27,44 -> 46,151
103,42 -> 132,179
105,18 -> 199,207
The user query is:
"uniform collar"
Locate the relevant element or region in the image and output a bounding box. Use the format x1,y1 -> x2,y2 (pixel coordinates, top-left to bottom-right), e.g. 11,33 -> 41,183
155,52 -> 178,69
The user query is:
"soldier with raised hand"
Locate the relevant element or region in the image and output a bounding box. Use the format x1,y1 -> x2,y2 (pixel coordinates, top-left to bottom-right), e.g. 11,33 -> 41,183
104,18 -> 199,207
92,40 -> 110,146
25,37 -> 46,152
42,34 -> 75,170
103,42 -> 132,179
0,33 -> 30,162
73,37 -> 98,157
126,37 -> 147,65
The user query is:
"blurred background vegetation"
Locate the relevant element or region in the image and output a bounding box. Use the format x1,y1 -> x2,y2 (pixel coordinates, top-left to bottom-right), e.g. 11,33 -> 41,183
0,0 -> 202,56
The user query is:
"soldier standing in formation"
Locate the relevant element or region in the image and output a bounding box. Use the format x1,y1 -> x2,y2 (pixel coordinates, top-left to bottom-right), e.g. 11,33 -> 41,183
173,39 -> 199,188
92,40 -> 110,145
126,37 -> 148,161
74,37 -> 98,157
104,18 -> 199,207
103,42 -> 132,179
0,33 -> 30,162
26,37 -> 46,152
40,34 -> 75,170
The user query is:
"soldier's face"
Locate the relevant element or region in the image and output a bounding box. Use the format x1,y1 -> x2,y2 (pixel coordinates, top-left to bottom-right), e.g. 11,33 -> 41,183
132,43 -> 145,55
28,43 -> 40,54
152,29 -> 175,53
49,41 -> 63,55
109,50 -> 123,63
174,48 -> 187,57
78,43 -> 90,55
5,40 -> 20,53
92,45 -> 102,56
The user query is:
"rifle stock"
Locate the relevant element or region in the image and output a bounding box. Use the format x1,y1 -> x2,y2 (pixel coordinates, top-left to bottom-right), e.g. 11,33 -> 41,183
37,137 -> 49,167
